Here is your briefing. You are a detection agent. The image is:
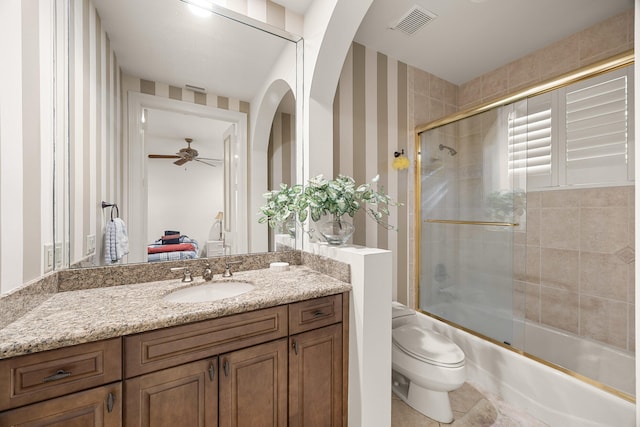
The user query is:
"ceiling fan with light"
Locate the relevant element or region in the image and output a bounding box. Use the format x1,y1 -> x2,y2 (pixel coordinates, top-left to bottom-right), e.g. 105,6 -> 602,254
148,138 -> 222,167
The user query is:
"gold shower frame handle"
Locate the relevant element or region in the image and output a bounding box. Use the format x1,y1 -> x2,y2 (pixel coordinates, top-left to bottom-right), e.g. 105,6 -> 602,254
425,219 -> 519,227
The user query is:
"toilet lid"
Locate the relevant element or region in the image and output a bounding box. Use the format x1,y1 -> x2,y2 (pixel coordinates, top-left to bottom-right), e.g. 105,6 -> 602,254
393,324 -> 465,368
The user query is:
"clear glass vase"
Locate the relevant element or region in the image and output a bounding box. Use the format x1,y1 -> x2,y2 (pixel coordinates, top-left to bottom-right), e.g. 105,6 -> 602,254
317,215 -> 355,245
283,218 -> 296,238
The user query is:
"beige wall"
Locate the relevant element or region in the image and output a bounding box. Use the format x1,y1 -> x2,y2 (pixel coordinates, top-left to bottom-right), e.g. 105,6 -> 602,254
267,103 -> 296,251
68,0 -> 123,268
0,0 -> 58,293
516,187 -> 635,352
333,9 -> 634,309
333,42 -> 410,301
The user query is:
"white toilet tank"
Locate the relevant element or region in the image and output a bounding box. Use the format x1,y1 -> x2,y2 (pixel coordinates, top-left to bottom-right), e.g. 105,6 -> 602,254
392,301 -> 418,328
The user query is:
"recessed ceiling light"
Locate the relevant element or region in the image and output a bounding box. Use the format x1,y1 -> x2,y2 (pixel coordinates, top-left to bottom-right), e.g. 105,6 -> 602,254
188,4 -> 212,17
182,0 -> 214,17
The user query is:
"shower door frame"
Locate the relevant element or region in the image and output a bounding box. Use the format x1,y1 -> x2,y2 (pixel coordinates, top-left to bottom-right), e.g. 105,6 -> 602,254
413,49 -> 635,403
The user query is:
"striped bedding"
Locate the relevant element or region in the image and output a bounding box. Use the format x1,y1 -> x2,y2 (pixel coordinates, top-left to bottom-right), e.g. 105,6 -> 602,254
147,236 -> 199,263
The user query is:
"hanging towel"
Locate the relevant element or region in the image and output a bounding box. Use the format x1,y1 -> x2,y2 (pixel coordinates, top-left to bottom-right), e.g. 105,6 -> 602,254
105,221 -> 116,263
105,218 -> 129,263
114,217 -> 129,260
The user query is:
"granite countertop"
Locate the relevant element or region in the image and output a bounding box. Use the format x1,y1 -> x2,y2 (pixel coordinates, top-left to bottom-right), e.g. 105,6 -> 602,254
0,265 -> 351,360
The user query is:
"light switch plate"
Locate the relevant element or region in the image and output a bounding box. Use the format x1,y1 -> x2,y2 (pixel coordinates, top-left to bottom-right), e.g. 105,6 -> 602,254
43,244 -> 54,272
54,243 -> 63,268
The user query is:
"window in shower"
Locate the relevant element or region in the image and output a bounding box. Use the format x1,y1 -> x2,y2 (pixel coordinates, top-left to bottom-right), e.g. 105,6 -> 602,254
509,66 -> 634,191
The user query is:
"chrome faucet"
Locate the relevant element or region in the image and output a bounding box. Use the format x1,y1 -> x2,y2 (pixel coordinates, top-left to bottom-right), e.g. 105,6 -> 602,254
202,262 -> 213,281
222,260 -> 241,277
170,266 -> 193,282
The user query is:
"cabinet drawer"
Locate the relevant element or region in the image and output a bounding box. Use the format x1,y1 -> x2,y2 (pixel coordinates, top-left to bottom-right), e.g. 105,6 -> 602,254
0,338 -> 122,411
289,294 -> 342,334
125,305 -> 288,378
0,382 -> 121,426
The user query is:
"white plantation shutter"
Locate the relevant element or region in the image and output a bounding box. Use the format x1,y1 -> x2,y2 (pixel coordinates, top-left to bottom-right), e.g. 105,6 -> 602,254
563,69 -> 632,185
509,65 -> 633,190
508,94 -> 553,189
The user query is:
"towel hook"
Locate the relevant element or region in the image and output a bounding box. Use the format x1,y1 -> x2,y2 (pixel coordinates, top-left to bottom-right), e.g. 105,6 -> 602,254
111,205 -> 119,221
101,201 -> 119,221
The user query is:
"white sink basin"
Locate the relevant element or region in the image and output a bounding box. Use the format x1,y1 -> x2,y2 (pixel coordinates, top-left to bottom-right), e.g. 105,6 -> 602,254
164,281 -> 255,303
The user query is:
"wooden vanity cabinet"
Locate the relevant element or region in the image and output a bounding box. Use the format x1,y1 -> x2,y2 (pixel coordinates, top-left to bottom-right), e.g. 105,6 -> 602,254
124,358 -> 218,427
0,292 -> 349,427
0,338 -> 123,427
218,339 -> 288,427
124,293 -> 347,427
288,295 -> 345,427
0,382 -> 122,426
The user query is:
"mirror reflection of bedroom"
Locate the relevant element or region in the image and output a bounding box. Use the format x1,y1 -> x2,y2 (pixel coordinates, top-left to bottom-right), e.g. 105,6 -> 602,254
145,108 -> 230,262
143,86 -> 297,262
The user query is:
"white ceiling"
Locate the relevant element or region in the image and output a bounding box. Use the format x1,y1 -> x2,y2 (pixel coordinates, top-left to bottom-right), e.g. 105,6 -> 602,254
354,0 -> 633,85
92,0 -> 293,100
92,0 -> 633,99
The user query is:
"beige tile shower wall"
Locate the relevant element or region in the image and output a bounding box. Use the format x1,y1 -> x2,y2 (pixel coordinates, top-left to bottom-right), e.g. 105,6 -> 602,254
411,8 -> 633,310
514,186 -> 635,352
473,8 -> 634,353
458,9 -> 634,110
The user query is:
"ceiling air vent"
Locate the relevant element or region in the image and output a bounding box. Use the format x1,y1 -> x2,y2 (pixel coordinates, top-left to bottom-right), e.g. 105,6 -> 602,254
390,5 -> 437,36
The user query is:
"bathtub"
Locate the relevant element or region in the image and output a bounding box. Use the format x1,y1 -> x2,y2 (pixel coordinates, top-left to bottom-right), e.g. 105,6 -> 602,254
426,301 -> 635,397
513,320 -> 635,397
416,309 -> 635,427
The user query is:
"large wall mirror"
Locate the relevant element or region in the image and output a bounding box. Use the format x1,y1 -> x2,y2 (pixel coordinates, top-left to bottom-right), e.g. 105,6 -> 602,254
58,0 -> 302,269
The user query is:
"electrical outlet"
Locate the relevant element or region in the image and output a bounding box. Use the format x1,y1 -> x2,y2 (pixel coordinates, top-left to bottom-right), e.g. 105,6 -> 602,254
86,234 -> 96,255
43,244 -> 54,272
54,243 -> 63,268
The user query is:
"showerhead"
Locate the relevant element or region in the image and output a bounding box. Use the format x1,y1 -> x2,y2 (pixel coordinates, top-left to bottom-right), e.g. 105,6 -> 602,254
439,144 -> 457,156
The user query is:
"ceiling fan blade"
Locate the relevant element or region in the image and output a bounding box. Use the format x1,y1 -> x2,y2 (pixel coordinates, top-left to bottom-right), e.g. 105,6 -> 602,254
174,158 -> 189,166
149,154 -> 180,159
194,158 -> 218,167
198,157 -> 223,162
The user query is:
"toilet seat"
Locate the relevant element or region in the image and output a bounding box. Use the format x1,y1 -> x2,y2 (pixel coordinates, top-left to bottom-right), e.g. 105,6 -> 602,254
392,324 -> 465,368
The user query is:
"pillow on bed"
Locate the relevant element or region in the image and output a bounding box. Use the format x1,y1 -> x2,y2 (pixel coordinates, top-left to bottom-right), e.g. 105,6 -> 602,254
148,242 -> 195,254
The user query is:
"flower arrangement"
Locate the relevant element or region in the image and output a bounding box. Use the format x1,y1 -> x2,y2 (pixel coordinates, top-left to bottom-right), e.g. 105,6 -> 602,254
258,174 -> 401,243
299,174 -> 398,229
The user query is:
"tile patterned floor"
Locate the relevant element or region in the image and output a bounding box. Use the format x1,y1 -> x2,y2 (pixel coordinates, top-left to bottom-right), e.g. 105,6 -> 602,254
391,382 -> 549,426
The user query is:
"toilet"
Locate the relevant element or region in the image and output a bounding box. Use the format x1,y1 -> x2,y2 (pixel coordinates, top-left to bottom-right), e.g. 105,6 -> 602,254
391,301 -> 466,423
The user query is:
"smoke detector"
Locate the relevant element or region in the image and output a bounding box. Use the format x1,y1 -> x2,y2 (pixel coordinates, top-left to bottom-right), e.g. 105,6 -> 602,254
390,5 -> 437,35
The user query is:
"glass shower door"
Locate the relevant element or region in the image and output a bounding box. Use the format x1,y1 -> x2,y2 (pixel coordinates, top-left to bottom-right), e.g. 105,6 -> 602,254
419,106 -> 521,345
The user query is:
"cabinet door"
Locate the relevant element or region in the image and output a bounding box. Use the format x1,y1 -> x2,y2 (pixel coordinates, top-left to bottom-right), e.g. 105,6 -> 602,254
125,358 -> 217,427
289,323 -> 342,427
218,339 -> 288,427
0,382 -> 121,427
